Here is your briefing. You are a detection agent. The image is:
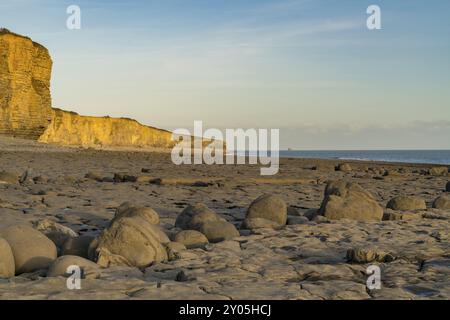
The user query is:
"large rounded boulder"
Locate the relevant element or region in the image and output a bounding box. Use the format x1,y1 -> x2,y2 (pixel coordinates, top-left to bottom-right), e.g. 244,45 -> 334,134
0,224 -> 57,274
32,219 -> 78,249
198,221 -> 240,243
174,230 -> 209,249
61,235 -> 95,259
0,237 -> 15,278
47,255 -> 100,278
318,181 -> 383,221
111,206 -> 160,226
89,216 -> 167,268
433,195 -> 450,210
246,195 -> 287,228
386,196 -> 426,211
175,203 -> 223,230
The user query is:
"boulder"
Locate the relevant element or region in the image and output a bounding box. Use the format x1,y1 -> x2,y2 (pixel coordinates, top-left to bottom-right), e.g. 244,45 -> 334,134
382,211 -> 423,221
241,218 -> 282,230
174,230 -> 209,249
84,171 -> 104,182
337,163 -> 352,172
32,219 -> 78,249
47,255 -> 100,278
164,242 -> 187,261
386,196 -> 426,211
318,181 -> 383,221
89,217 -> 167,268
112,206 -> 160,225
429,167 -> 448,176
433,195 -> 450,210
246,195 -> 287,227
113,173 -> 137,183
198,221 -> 240,243
0,171 -> 19,184
287,216 -> 309,225
346,247 -> 395,263
0,224 -> 57,274
61,235 -> 95,259
175,203 -> 223,230
312,164 -> 335,171
0,237 -> 15,278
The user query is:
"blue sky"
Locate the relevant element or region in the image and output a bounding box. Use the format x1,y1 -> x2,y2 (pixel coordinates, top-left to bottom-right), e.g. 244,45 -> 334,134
1,0 -> 449,149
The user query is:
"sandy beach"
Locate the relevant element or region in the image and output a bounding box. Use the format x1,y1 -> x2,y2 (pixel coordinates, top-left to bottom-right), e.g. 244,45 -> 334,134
0,137 -> 449,300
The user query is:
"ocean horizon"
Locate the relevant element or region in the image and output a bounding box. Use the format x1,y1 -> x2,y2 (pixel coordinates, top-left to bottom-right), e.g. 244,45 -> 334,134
278,150 -> 450,165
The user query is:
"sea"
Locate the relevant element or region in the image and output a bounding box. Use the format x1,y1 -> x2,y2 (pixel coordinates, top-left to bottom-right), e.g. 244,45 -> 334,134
278,150 -> 450,165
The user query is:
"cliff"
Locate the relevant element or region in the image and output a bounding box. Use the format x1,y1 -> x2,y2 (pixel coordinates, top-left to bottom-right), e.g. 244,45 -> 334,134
0,29 -> 53,139
39,109 -> 175,148
0,29 -> 175,149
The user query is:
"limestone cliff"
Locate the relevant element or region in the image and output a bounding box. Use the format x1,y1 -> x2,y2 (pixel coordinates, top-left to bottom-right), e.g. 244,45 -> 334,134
0,29 -> 53,139
39,109 -> 175,148
0,29 -> 175,149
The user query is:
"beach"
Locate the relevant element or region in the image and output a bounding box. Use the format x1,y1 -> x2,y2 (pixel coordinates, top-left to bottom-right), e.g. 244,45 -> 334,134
0,137 -> 449,299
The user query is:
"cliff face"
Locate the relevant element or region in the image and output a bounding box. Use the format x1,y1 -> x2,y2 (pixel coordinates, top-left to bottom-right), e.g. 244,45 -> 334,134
0,29 -> 175,149
39,109 -> 175,148
0,29 -> 53,139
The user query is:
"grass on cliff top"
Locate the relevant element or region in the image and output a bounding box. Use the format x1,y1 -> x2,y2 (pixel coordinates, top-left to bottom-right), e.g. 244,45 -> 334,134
0,28 -> 48,51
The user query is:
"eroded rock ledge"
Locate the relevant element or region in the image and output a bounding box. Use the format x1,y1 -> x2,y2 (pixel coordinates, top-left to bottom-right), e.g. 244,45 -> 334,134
0,29 -> 174,148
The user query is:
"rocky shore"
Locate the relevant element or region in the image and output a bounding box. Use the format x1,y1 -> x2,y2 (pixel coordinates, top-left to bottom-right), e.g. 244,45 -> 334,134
0,138 -> 449,300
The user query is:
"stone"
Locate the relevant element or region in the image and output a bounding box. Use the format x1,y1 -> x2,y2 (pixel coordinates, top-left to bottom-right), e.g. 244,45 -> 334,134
346,248 -> 395,263
113,173 -> 137,183
88,217 -> 167,268
387,196 -> 427,211
154,227 -> 171,244
241,218 -> 282,230
337,163 -> 352,172
382,211 -> 423,221
0,30 -> 53,139
198,221 -> 240,243
0,171 -> 19,184
318,181 -> 383,221
61,235 -> 95,259
136,176 -> 153,183
84,171 -> 104,182
429,167 -> 448,176
47,255 -> 100,278
175,203 -> 223,230
312,164 -> 335,171
433,195 -> 450,210
164,242 -> 187,261
0,224 -> 57,274
287,216 -> 309,225
0,237 -> 15,278
304,209 -> 319,220
174,230 -> 209,249
112,206 -> 160,225
32,219 -> 78,249
246,195 -> 287,227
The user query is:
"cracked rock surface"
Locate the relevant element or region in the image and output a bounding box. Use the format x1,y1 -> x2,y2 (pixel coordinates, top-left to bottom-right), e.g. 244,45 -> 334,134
0,137 -> 449,300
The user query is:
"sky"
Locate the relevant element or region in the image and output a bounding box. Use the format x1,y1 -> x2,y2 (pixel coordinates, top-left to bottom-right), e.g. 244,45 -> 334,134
1,0 -> 449,149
